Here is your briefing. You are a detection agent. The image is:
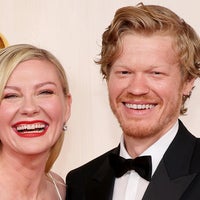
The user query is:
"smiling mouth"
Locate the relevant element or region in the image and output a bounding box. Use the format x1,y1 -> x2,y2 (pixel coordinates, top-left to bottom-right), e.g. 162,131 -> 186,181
12,121 -> 48,137
124,103 -> 156,110
16,123 -> 47,133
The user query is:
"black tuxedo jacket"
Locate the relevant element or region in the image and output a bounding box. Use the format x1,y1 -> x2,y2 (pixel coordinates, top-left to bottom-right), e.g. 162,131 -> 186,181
66,120 -> 200,200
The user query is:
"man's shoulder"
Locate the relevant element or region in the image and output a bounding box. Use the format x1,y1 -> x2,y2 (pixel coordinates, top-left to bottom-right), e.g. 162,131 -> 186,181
66,146 -> 118,179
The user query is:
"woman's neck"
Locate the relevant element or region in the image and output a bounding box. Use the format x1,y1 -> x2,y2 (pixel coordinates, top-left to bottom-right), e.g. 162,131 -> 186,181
0,149 -> 49,199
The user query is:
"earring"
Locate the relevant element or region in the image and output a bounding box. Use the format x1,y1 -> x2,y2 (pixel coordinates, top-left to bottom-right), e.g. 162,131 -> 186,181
63,124 -> 68,131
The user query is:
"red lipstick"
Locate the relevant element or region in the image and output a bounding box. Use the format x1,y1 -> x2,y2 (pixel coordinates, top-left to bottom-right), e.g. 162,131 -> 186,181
12,120 -> 48,138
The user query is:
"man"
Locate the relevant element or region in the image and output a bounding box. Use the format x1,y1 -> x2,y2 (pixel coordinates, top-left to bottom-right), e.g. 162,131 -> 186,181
66,3 -> 200,200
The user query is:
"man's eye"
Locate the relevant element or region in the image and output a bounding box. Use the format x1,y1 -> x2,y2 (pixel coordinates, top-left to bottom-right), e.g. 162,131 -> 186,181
121,71 -> 131,75
151,71 -> 162,75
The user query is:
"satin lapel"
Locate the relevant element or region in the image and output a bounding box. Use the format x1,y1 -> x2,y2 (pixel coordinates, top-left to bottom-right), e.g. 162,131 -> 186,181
142,160 -> 196,200
143,120 -> 198,200
85,147 -> 119,200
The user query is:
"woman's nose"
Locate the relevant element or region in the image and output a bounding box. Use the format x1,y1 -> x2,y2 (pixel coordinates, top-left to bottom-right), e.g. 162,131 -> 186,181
19,96 -> 40,116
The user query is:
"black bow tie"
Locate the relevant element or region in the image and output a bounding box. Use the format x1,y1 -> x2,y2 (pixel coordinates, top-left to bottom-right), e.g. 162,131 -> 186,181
109,154 -> 152,181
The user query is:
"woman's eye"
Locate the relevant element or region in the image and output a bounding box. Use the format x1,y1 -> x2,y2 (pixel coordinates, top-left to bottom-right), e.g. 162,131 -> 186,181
39,90 -> 54,95
3,94 -> 19,99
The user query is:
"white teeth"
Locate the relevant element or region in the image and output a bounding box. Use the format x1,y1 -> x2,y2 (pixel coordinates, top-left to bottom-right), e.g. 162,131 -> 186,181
16,123 -> 46,133
125,103 -> 155,110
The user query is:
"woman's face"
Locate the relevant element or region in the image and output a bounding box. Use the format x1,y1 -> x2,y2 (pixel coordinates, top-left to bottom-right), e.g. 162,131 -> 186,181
0,59 -> 71,156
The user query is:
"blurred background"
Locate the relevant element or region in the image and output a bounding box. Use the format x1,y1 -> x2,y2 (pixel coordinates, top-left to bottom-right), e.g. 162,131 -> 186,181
0,0 -> 200,179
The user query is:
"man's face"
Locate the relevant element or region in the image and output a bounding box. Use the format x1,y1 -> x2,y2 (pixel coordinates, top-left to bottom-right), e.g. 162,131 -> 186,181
107,33 -> 194,142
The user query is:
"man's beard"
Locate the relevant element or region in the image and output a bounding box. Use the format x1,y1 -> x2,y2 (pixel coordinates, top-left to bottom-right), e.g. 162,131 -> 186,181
118,119 -> 164,139
110,101 -> 180,140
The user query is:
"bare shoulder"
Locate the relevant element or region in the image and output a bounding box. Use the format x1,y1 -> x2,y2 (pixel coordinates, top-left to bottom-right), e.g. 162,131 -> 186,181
49,171 -> 66,199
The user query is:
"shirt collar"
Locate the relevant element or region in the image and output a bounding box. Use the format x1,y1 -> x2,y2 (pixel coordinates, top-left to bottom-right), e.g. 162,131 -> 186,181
120,120 -> 178,175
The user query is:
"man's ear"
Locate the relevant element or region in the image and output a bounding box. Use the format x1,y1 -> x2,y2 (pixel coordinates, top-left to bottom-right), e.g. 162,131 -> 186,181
183,78 -> 196,96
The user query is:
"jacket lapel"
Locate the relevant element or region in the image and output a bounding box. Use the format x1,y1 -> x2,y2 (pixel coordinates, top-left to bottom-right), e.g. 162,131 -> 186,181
85,147 -> 119,200
143,120 -> 199,200
142,159 -> 196,200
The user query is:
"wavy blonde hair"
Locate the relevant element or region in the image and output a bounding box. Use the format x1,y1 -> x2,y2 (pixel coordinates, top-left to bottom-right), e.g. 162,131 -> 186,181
0,33 -> 8,48
0,44 -> 70,172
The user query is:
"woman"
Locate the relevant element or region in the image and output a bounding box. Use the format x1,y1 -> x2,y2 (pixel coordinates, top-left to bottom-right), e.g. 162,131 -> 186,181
0,44 -> 71,199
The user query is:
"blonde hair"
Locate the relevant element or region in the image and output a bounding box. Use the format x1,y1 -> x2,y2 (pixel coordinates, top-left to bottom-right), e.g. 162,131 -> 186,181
0,44 -> 70,172
0,33 -> 8,48
96,3 -> 200,114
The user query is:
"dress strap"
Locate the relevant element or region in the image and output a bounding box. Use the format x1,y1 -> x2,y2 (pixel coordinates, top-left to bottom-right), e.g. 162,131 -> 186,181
48,172 -> 62,200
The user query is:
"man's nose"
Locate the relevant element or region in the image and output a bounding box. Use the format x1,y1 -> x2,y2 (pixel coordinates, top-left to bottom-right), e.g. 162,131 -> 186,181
127,74 -> 150,95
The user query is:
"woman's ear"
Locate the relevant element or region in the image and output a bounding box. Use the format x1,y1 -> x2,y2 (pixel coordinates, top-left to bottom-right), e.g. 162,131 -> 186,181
64,93 -> 72,123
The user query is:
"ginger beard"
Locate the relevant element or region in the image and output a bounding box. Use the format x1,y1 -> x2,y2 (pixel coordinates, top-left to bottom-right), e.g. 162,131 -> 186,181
108,90 -> 183,140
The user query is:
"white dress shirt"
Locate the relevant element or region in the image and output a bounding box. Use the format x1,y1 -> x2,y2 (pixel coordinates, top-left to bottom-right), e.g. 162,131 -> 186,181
112,121 -> 178,200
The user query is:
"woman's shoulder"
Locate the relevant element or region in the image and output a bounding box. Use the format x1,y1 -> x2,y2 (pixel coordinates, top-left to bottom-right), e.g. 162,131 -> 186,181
49,171 -> 66,200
